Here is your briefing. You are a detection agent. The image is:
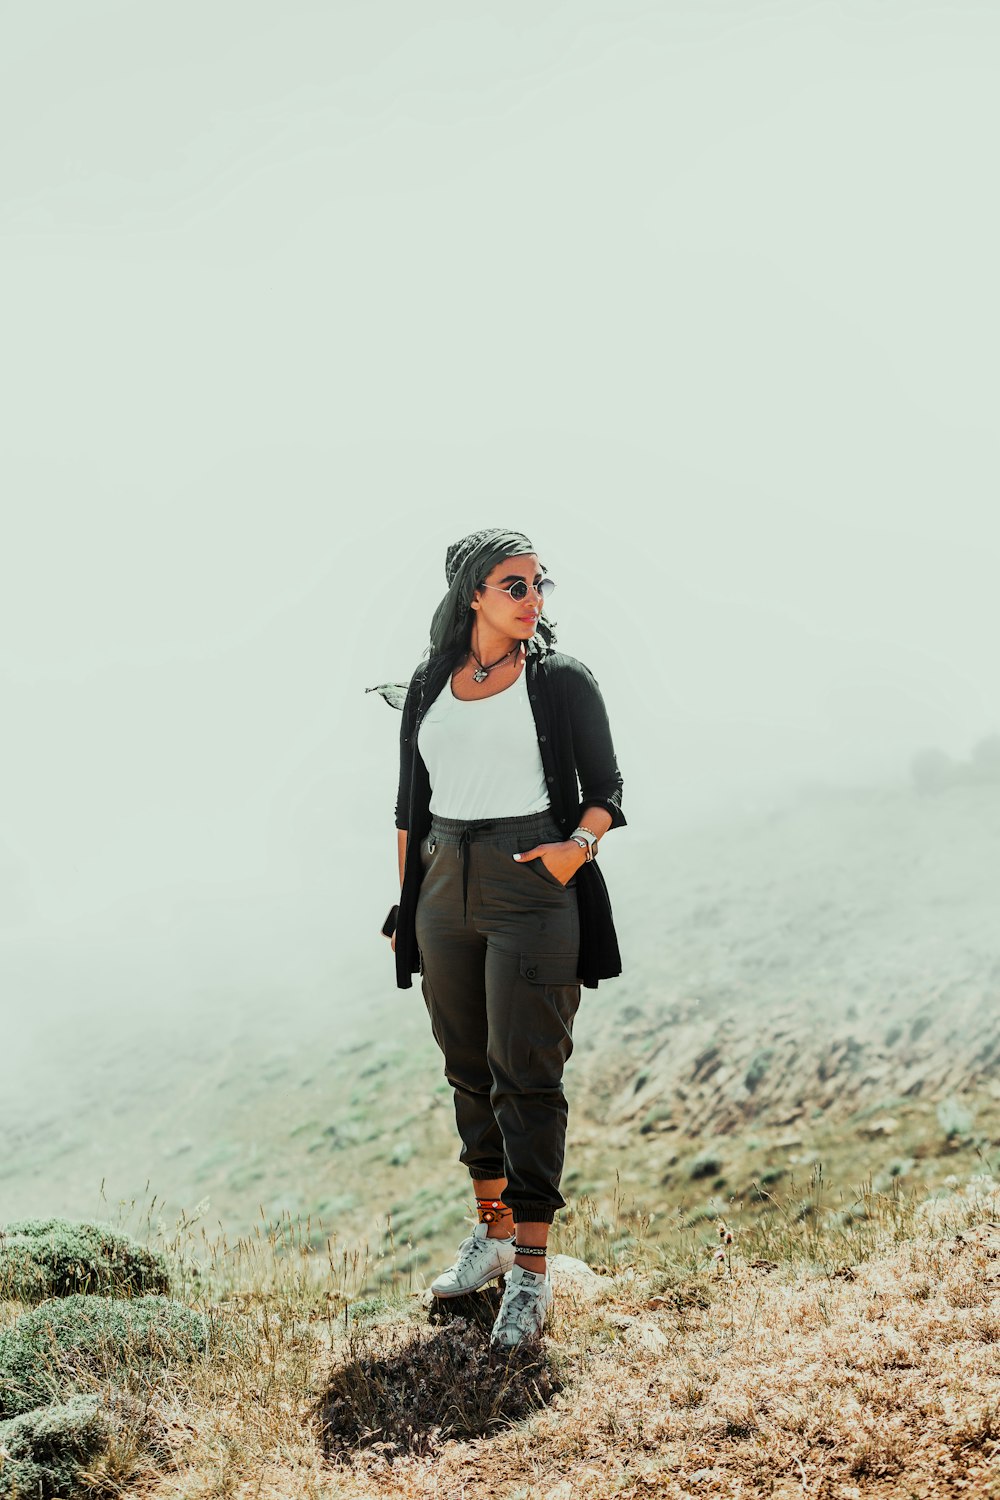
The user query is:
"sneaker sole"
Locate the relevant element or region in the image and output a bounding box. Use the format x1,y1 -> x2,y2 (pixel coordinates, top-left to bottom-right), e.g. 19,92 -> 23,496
430,1264 -> 513,1298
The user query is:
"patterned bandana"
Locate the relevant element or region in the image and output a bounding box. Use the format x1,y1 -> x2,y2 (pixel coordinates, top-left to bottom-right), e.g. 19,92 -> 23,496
444,529 -> 528,587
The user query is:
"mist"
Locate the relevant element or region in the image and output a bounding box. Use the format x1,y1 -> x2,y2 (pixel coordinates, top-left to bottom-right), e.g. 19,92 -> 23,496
2,2 -> 997,1124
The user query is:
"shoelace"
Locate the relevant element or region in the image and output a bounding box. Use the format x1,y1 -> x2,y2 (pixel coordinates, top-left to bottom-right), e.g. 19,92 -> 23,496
496,1279 -> 549,1334
453,1230 -> 506,1273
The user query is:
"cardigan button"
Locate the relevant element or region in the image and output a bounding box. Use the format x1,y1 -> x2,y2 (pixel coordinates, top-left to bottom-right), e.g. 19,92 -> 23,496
525,966 -> 537,980
546,774 -> 554,783
529,693 -> 537,701
538,734 -> 547,743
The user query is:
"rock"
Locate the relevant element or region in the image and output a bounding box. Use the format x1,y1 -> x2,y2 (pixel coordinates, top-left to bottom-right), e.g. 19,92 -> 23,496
548,1255 -> 605,1303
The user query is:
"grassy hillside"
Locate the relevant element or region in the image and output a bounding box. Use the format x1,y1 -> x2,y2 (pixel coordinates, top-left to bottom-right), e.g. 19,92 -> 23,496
2,776 -> 998,1292
2,775 -> 999,1495
2,1177 -> 997,1498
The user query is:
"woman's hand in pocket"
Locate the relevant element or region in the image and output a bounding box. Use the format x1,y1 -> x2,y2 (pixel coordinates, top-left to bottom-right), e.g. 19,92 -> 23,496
513,840 -> 585,886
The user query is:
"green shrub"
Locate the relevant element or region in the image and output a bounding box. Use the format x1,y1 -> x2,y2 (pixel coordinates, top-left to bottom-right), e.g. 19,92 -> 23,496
640,1103 -> 674,1135
681,1207 -> 718,1228
0,1294 -> 208,1419
0,1395 -> 109,1499
936,1095 -> 974,1140
0,1219 -> 170,1305
347,1295 -> 395,1323
744,1048 -> 774,1094
688,1147 -> 724,1181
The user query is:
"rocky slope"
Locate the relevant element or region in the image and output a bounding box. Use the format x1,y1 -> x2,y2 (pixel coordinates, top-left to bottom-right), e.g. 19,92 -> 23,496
2,776 -> 998,1278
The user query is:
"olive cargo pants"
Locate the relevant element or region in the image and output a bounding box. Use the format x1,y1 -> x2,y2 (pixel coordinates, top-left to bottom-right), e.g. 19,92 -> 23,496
414,809 -> 582,1224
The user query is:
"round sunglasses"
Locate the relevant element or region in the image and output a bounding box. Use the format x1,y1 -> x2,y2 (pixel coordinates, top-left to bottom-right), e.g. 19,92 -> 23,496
479,577 -> 556,603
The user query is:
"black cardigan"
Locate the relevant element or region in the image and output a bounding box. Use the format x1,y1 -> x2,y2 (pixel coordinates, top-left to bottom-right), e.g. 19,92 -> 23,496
393,634 -> 626,990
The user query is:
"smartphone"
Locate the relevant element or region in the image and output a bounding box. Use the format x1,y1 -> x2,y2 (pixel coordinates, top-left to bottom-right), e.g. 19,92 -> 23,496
381,904 -> 399,938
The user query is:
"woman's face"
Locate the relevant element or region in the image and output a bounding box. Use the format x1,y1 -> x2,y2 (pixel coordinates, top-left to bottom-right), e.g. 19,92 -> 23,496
471,552 -> 546,641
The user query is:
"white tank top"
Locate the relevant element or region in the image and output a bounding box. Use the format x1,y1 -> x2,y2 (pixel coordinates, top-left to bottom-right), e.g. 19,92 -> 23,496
417,667 -> 551,819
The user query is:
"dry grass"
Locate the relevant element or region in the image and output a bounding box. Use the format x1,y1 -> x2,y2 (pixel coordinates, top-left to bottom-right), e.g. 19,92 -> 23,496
3,1173 -> 999,1499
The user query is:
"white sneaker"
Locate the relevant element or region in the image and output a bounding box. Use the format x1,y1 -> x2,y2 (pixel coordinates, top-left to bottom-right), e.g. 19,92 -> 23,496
429,1221 -> 516,1298
489,1263 -> 553,1347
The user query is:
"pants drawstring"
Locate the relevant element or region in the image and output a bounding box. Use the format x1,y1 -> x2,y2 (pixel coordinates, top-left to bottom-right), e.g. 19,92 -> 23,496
457,827 -> 473,925
455,819 -> 499,926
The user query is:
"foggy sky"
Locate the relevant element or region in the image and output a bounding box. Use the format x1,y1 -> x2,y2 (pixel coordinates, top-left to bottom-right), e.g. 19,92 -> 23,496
1,1 -> 997,1052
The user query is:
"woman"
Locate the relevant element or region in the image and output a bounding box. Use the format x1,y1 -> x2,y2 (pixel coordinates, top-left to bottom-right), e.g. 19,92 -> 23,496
370,527 -> 625,1348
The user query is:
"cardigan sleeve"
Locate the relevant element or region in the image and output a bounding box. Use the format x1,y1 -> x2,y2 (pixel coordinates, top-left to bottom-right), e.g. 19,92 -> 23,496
569,663 -> 627,830
394,664 -> 425,830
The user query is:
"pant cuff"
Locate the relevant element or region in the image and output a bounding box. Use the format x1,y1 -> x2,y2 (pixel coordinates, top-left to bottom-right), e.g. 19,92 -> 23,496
510,1202 -> 558,1225
467,1166 -> 507,1182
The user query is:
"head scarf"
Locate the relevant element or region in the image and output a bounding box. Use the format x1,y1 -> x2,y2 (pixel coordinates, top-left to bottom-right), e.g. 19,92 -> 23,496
366,527 -> 557,709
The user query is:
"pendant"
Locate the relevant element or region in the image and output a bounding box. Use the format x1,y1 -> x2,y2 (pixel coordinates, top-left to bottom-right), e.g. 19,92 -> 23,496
473,666 -> 488,683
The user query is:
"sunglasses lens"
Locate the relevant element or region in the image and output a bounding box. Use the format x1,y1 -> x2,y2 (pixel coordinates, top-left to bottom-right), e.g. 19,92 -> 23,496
500,577 -> 555,602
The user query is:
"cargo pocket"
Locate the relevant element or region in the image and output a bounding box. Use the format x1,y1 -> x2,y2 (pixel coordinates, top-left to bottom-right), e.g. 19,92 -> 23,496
519,952 -> 581,988
517,952 -> 582,1066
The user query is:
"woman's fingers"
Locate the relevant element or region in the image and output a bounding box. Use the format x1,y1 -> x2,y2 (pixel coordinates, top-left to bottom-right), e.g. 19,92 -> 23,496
514,840 -> 586,886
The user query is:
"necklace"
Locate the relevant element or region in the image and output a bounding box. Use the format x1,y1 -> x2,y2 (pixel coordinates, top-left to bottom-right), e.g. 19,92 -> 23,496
468,641 -> 520,684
